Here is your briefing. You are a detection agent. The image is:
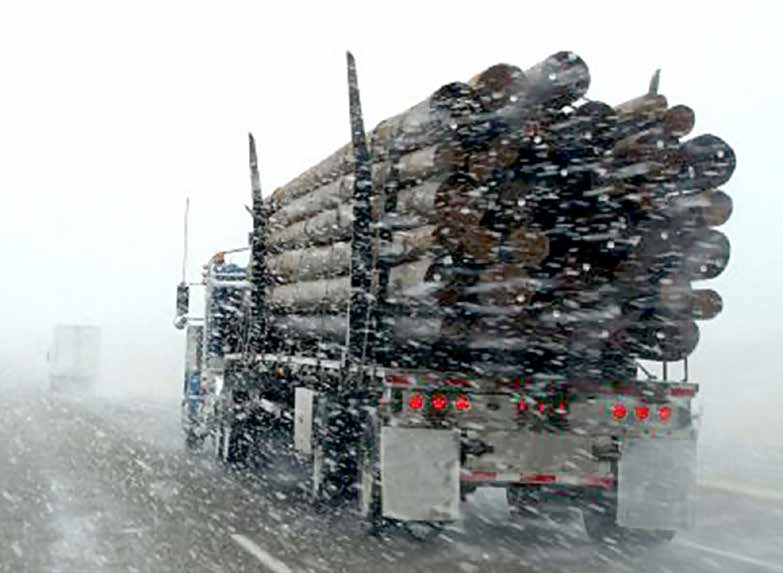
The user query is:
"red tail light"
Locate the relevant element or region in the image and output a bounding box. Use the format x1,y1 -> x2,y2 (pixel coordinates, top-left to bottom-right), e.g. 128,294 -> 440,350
611,403 -> 628,420
635,405 -> 651,421
658,406 -> 673,422
430,394 -> 448,410
555,401 -> 568,416
454,394 -> 471,411
408,394 -> 424,410
518,398 -> 528,412
537,401 -> 547,414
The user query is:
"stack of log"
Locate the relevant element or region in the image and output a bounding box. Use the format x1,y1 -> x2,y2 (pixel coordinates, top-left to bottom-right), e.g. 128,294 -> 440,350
259,52 -> 736,377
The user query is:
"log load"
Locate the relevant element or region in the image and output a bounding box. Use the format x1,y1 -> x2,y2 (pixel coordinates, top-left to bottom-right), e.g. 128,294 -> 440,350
251,52 -> 737,377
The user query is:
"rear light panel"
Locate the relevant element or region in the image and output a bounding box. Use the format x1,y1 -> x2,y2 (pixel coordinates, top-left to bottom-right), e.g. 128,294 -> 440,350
607,399 -> 676,426
405,391 -> 473,413
408,393 -> 424,410
454,394 -> 471,411
658,405 -> 673,422
635,405 -> 651,421
611,402 -> 628,420
399,382 -> 683,429
430,393 -> 449,411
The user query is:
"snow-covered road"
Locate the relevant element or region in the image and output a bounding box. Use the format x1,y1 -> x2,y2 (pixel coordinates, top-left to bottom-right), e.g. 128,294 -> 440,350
0,390 -> 780,573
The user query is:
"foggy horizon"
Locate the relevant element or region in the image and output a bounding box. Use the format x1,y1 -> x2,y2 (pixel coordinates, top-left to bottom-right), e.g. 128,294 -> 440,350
1,0 -> 780,450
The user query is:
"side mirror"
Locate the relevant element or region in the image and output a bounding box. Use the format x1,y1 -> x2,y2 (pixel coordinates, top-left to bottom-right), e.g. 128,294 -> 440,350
175,283 -> 189,329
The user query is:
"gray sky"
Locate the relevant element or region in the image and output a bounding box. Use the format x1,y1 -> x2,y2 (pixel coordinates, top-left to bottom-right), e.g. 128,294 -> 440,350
0,1 -> 780,443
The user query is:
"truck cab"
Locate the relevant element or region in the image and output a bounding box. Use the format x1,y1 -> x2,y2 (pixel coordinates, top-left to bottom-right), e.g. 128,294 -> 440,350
177,252 -> 250,449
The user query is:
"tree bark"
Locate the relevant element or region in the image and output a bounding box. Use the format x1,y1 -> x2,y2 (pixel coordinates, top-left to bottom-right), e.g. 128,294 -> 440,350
267,241 -> 353,283
268,257 -> 445,312
616,318 -> 700,362
269,142 -> 466,230
663,105 -> 695,137
269,203 -> 354,249
677,134 -> 737,190
665,189 -> 732,228
520,51 -> 591,109
272,314 -> 446,345
468,63 -> 527,112
267,82 -> 481,211
502,228 -> 550,266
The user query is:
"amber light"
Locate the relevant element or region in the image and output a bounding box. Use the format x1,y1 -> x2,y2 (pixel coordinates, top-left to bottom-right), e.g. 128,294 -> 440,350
430,394 -> 449,410
612,403 -> 628,421
408,394 -> 424,410
454,394 -> 471,411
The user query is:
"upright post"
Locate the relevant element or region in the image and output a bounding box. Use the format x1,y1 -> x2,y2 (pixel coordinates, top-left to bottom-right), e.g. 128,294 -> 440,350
346,52 -> 374,367
248,133 -> 267,356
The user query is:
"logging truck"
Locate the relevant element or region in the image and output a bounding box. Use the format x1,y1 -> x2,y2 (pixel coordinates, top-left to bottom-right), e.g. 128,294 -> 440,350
174,51 -> 736,544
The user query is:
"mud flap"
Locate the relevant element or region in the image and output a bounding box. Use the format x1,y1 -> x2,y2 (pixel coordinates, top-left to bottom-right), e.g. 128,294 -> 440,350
294,388 -> 317,454
617,438 -> 697,531
380,427 -> 460,521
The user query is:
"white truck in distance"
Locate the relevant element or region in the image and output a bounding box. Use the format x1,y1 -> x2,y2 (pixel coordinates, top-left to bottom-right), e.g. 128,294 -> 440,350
48,324 -> 101,393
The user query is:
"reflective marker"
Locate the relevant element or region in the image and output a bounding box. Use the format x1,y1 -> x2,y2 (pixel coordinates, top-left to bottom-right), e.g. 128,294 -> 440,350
454,394 -> 471,411
612,403 -> 628,420
430,394 -> 448,410
635,405 -> 651,421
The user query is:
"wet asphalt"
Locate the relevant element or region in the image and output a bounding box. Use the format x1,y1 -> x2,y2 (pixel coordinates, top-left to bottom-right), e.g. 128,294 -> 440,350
0,389 -> 781,573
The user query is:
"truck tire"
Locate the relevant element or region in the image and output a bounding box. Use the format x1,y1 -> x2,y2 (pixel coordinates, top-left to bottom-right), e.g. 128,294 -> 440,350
311,397 -> 358,506
182,400 -> 204,452
215,394 -> 251,466
185,430 -> 204,452
506,485 -> 545,519
311,398 -> 335,505
214,422 -> 226,460
582,495 -> 676,547
357,410 -> 384,531
222,420 -> 251,466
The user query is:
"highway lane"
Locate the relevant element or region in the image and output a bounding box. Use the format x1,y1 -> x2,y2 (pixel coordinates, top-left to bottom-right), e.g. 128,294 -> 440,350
1,390 -> 781,573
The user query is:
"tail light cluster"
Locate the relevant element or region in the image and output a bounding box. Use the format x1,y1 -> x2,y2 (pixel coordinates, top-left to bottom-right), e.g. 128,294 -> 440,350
611,402 -> 673,423
408,392 -> 471,412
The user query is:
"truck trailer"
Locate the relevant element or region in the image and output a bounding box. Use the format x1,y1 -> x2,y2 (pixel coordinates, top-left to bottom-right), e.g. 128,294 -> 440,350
174,52 -> 735,545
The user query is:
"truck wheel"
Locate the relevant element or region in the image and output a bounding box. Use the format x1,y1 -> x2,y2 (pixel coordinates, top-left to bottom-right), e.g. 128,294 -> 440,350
582,496 -> 676,547
214,423 -> 225,460
213,391 -> 252,467
185,430 -> 204,452
357,410 -> 384,531
506,486 -> 544,519
311,437 -> 325,501
311,398 -> 357,506
213,418 -> 241,464
311,398 -> 335,505
221,420 -> 251,466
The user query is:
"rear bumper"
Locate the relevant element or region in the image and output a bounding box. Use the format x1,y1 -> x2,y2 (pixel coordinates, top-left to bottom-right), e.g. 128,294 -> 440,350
460,470 -> 615,489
